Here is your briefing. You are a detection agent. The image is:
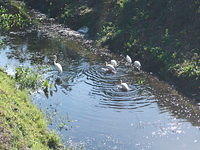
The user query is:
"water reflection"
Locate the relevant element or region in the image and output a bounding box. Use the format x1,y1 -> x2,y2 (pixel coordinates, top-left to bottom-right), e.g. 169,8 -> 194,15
144,75 -> 200,127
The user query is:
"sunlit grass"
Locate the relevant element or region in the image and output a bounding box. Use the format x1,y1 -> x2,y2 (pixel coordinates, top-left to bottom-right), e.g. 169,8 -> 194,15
171,60 -> 200,80
0,69 -> 63,150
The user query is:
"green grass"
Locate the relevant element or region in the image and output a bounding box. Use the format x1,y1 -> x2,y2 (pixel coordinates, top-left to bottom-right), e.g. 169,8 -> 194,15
0,69 -> 63,150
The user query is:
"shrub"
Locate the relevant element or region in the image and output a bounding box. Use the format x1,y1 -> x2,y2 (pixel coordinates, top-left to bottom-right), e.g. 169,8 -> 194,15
15,67 -> 51,91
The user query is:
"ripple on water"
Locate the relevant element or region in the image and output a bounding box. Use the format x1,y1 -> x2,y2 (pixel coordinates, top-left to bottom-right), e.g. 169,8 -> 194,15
83,65 -> 156,110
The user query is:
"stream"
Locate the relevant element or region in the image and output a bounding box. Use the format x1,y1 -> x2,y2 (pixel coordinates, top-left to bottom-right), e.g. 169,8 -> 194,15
0,31 -> 200,150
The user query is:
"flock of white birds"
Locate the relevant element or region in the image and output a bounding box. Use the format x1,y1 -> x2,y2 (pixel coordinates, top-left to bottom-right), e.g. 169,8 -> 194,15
53,54 -> 141,92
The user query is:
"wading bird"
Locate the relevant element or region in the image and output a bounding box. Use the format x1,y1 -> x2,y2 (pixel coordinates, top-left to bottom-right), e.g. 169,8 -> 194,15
133,60 -> 141,71
102,62 -> 116,74
118,80 -> 131,91
53,55 -> 63,73
111,59 -> 118,67
126,55 -> 132,64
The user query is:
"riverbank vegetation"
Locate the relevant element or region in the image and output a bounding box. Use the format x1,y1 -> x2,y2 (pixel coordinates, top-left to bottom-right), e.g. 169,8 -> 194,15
22,0 -> 199,98
1,0 -> 199,97
15,67 -> 52,91
0,69 -> 63,149
0,0 -> 32,31
0,3 -> 63,147
0,0 -> 199,148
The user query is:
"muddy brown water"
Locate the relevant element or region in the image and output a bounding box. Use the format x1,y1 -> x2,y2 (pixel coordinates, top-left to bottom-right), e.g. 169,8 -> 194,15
0,32 -> 200,150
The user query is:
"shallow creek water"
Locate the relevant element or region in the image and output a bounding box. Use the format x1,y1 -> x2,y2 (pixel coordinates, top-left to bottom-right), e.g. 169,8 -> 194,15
0,32 -> 200,150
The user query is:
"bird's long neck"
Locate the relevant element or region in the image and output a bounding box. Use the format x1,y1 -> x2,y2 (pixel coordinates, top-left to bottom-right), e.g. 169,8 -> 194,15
54,56 -> 57,64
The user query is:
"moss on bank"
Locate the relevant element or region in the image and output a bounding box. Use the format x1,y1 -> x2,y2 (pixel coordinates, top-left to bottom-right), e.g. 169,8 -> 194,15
0,69 -> 63,149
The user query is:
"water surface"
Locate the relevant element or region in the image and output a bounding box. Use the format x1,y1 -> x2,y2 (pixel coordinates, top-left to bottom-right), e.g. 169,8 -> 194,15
0,32 -> 200,150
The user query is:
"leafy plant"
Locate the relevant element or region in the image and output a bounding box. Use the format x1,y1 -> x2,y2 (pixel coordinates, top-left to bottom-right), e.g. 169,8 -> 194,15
117,0 -> 129,8
171,60 -> 200,80
0,38 -> 5,47
97,22 -> 121,44
136,78 -> 146,85
0,4 -> 31,31
15,67 -> 52,91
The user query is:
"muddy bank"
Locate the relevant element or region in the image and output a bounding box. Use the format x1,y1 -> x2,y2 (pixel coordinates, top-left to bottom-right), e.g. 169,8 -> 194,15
29,9 -> 112,57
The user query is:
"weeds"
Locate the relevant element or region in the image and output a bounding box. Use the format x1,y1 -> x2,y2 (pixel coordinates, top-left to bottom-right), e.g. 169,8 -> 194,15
0,38 -> 5,47
171,60 -> 200,80
0,1 -> 31,31
15,67 -> 52,91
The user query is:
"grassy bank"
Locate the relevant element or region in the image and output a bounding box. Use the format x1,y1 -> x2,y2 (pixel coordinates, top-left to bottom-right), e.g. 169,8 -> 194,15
23,0 -> 199,99
0,2 -> 64,149
0,69 -> 63,150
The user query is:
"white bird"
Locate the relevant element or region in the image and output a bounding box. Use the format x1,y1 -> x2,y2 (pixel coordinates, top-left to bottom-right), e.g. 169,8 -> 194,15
110,59 -> 117,67
53,55 -> 63,73
133,61 -> 141,71
102,62 -> 116,74
118,80 -> 131,91
126,55 -> 132,64
106,62 -> 116,73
